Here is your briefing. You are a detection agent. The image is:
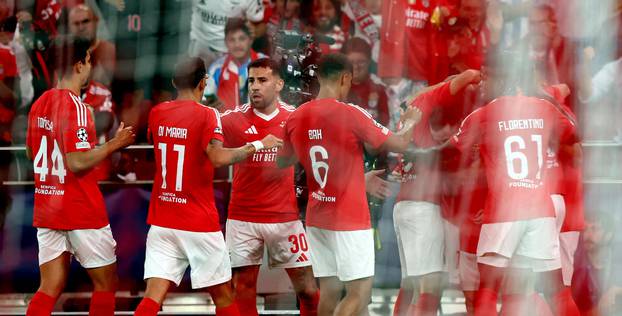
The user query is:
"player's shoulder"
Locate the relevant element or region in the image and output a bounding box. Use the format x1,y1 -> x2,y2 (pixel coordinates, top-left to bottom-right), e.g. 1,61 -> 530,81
278,100 -> 296,112
338,100 -> 374,118
221,103 -> 251,120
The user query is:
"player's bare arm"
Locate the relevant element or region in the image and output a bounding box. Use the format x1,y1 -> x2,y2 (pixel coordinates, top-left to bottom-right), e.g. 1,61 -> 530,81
380,106 -> 423,153
206,134 -> 283,167
66,122 -> 136,173
449,69 -> 482,95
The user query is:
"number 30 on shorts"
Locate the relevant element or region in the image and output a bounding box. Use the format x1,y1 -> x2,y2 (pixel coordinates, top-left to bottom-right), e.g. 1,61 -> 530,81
289,234 -> 308,253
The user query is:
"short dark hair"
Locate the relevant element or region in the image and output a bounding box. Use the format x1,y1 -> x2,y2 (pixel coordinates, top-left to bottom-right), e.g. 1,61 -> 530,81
0,16 -> 17,33
225,18 -> 251,38
341,37 -> 372,60
317,53 -> 352,81
172,57 -> 206,90
48,35 -> 91,77
247,58 -> 281,77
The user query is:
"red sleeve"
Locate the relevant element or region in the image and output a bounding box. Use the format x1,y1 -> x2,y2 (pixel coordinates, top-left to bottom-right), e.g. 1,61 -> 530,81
62,93 -> 97,153
219,111 -> 234,148
349,104 -> 392,149
450,107 -> 484,152
278,117 -> 295,160
412,81 -> 463,111
202,107 -> 224,149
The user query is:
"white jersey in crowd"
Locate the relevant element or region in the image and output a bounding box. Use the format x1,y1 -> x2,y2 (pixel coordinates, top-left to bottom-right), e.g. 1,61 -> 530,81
190,0 -> 264,53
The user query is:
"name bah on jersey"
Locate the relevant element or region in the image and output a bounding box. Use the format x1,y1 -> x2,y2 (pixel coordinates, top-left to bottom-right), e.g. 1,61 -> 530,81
308,129 -> 322,140
158,125 -> 188,139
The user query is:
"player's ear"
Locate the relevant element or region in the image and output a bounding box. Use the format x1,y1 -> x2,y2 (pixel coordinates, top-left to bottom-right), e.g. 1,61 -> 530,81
171,79 -> 177,90
275,77 -> 284,92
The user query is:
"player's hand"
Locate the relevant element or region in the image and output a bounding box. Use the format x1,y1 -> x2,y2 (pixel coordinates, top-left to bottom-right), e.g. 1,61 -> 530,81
365,169 -> 393,199
583,46 -> 596,62
400,106 -> 423,125
471,209 -> 484,225
113,122 -> 136,148
260,134 -> 283,149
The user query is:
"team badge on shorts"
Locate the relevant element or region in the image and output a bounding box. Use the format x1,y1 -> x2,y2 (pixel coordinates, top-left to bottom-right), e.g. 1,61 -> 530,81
75,128 -> 91,149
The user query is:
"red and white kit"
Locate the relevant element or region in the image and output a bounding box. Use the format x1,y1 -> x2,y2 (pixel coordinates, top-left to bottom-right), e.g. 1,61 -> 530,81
221,102 -> 311,268
27,88 -> 116,268
145,100 -> 231,289
451,95 -> 577,271
280,98 -> 391,281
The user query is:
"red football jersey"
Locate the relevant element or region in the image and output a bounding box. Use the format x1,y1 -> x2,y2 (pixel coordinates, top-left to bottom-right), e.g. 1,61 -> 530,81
221,102 -> 298,223
451,95 -> 577,223
396,82 -> 464,204
26,88 -> 108,229
280,98 -> 392,231
147,100 -> 224,232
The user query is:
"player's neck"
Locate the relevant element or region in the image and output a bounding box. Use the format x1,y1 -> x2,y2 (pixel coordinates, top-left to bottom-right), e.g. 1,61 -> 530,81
176,90 -> 200,103
56,78 -> 82,96
317,86 -> 342,101
254,100 -> 278,115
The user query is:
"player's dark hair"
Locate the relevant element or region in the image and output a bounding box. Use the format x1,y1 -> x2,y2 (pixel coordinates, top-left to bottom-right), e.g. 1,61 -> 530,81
173,57 -> 207,90
317,53 -> 353,81
48,35 -> 91,78
341,37 -> 372,60
429,107 -> 462,130
0,16 -> 17,33
484,50 -> 541,98
247,58 -> 281,78
225,18 -> 251,38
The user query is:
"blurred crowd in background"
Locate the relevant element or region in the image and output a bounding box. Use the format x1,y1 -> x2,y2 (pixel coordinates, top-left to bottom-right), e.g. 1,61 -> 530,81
1,0 -> 622,314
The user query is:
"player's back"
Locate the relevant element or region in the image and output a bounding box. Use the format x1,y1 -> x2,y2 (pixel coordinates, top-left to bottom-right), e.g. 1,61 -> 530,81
478,95 -> 573,223
285,98 -> 391,230
27,88 -> 108,229
148,100 -> 223,232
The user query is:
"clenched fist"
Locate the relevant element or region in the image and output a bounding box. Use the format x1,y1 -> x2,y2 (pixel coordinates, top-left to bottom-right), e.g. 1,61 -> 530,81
260,134 -> 284,149
113,122 -> 136,148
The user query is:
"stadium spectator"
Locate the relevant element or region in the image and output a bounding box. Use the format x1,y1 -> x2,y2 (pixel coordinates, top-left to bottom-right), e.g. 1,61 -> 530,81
204,18 -> 266,112
447,0 -> 491,74
519,4 -> 580,111
311,0 -> 346,53
68,4 -> 115,87
378,0 -> 456,85
267,0 -> 305,39
188,0 -> 264,68
342,37 -> 389,126
0,15 -> 18,145
572,212 -> 622,315
340,0 -> 381,63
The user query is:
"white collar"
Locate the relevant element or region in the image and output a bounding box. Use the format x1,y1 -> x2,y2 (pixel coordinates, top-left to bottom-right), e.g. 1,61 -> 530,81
253,108 -> 280,121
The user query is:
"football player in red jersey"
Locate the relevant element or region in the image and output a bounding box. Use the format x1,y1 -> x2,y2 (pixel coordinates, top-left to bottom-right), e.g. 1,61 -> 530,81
277,53 -> 422,316
450,52 -> 580,315
25,36 -> 136,316
133,57 -> 282,316
392,69 -> 482,316
220,58 -> 319,316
